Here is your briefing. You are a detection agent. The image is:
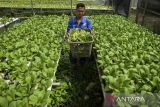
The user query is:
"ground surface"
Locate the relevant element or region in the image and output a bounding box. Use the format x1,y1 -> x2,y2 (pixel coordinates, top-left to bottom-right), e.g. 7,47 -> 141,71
55,51 -> 103,107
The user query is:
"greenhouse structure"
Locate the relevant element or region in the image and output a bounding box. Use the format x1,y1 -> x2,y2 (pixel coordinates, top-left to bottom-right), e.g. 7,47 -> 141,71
0,0 -> 160,107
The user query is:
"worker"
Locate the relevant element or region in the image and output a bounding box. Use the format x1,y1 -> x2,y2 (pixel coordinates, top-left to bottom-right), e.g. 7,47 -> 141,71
67,3 -> 92,32
67,3 -> 92,65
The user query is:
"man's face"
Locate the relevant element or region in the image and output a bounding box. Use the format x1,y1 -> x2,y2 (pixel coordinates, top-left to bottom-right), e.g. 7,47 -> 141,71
76,7 -> 85,18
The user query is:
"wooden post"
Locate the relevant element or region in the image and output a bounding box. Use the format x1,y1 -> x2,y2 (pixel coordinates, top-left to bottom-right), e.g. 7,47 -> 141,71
141,0 -> 149,25
71,0 -> 73,16
135,0 -> 141,23
30,0 -> 35,15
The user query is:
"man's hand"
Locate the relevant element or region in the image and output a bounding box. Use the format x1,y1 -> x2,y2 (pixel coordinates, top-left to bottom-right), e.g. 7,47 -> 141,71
82,28 -> 96,35
65,32 -> 70,41
82,28 -> 91,32
91,30 -> 96,36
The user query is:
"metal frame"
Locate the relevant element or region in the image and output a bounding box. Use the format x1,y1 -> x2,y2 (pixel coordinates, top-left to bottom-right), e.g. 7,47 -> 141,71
0,0 -> 115,18
135,0 -> 160,34
136,0 -> 160,24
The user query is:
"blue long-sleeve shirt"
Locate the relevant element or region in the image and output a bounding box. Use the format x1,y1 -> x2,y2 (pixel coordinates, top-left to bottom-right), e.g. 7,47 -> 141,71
67,16 -> 92,32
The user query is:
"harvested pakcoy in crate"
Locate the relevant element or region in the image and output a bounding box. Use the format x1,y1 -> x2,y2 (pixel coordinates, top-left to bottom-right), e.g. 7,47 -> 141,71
68,29 -> 94,58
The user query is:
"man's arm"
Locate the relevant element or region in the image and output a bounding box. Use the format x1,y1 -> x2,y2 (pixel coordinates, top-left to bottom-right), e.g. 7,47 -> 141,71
86,19 -> 92,32
67,18 -> 73,32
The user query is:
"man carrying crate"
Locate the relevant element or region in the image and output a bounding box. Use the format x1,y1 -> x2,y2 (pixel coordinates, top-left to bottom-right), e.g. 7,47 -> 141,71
67,3 -> 93,65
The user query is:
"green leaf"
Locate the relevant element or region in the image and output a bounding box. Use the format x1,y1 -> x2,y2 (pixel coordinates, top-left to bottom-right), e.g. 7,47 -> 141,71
0,96 -> 8,107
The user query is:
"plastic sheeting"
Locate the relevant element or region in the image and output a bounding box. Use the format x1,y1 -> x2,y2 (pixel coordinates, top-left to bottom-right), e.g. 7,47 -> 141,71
131,0 -> 138,9
114,0 -> 131,17
140,0 -> 160,13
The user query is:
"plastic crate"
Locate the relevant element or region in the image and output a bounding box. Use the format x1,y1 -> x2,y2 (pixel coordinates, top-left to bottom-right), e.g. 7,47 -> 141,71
67,29 -> 95,58
69,39 -> 94,58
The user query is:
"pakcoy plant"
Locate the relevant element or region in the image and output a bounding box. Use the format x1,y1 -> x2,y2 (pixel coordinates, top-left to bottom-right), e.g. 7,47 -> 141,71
91,15 -> 160,106
0,15 -> 69,107
69,28 -> 93,42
